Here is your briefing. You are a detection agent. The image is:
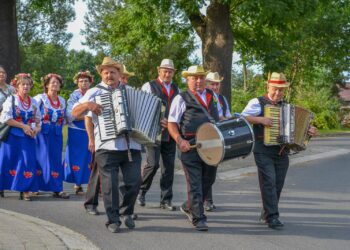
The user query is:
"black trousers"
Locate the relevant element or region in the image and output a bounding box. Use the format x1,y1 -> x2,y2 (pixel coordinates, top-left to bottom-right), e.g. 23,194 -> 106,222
205,187 -> 213,203
95,149 -> 141,224
139,139 -> 176,203
254,152 -> 289,220
84,162 -> 135,209
181,149 -> 217,224
84,158 -> 100,209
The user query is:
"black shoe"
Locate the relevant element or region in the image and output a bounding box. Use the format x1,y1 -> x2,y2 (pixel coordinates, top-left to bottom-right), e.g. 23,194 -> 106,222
268,218 -> 284,229
160,202 -> 176,211
137,193 -> 146,206
85,206 -> 99,215
123,215 -> 135,229
53,192 -> 70,199
74,185 -> 83,195
180,203 -> 192,222
106,223 -> 120,233
204,201 -> 216,212
132,213 -> 138,220
0,191 -> 4,198
194,221 -> 208,231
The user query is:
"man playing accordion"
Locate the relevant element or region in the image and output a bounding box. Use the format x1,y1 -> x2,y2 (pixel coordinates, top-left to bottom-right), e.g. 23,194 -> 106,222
241,72 -> 317,229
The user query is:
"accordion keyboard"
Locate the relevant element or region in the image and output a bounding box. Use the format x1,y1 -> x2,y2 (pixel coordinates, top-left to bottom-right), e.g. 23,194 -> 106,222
95,93 -> 118,141
264,105 -> 281,145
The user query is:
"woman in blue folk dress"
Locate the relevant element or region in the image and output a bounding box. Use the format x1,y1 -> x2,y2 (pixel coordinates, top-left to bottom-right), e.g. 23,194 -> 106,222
63,71 -> 93,194
0,65 -> 16,198
35,73 -> 69,199
0,73 -> 41,201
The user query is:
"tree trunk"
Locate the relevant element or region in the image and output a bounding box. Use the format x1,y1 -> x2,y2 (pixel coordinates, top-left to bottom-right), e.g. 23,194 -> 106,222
202,2 -> 233,105
0,0 -> 20,80
243,61 -> 247,91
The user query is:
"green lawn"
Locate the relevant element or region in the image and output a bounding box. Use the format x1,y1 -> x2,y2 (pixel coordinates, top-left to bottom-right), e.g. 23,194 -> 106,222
318,128 -> 350,136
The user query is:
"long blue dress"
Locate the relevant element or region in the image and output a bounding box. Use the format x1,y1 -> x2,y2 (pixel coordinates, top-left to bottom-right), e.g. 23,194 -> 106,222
63,89 -> 92,185
0,95 -> 41,192
35,93 -> 66,192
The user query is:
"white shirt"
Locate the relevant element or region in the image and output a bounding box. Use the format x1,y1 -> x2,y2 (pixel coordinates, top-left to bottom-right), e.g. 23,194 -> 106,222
214,93 -> 232,118
0,84 -> 15,112
241,98 -> 261,117
141,77 -> 173,95
0,95 -> 41,124
168,89 -> 222,124
75,81 -> 141,151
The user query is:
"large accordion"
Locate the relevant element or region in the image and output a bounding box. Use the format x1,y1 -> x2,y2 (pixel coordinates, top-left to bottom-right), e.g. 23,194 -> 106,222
264,104 -> 314,151
94,86 -> 163,145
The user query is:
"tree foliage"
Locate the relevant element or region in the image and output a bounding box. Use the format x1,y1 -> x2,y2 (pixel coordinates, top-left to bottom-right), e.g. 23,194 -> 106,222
83,0 -> 196,86
17,0 -> 75,46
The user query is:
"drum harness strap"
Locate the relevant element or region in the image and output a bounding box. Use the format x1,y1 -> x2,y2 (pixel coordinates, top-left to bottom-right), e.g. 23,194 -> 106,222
187,90 -> 215,149
96,84 -> 133,162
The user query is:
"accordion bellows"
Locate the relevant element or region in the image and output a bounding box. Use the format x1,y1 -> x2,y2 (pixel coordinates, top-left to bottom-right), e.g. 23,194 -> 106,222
95,86 -> 163,145
264,104 -> 314,151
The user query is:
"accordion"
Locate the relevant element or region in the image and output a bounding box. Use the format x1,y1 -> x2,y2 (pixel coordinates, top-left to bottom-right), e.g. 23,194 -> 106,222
94,86 -> 163,145
264,104 -> 314,151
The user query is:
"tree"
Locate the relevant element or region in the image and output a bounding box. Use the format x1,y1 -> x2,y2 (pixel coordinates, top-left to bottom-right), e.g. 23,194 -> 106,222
177,0 -> 233,103
83,0 -> 196,87
0,0 -> 75,80
0,0 -> 20,80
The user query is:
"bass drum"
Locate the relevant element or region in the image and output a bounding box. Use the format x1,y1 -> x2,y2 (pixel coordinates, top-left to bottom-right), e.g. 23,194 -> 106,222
195,117 -> 255,166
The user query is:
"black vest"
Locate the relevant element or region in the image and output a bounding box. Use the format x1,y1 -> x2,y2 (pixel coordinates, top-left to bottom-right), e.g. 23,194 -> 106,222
218,94 -> 230,118
149,79 -> 179,141
179,89 -> 220,140
253,96 -> 285,154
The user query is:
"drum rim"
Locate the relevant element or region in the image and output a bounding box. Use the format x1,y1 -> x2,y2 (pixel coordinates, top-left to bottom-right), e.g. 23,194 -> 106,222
196,122 -> 225,166
237,115 -> 255,156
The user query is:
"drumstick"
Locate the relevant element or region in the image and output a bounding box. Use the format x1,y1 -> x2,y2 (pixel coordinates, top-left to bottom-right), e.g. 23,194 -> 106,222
189,143 -> 202,149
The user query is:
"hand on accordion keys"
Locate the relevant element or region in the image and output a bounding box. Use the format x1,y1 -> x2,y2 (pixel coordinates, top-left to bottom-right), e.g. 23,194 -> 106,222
260,117 -> 273,127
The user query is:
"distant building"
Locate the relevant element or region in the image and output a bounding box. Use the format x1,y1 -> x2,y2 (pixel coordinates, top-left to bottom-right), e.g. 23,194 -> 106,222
339,82 -> 350,106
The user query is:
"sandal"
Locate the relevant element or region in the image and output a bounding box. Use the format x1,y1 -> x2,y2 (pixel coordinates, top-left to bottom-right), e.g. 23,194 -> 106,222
53,192 -> 70,199
23,192 -> 31,201
74,185 -> 83,194
0,191 -> 4,198
19,192 -> 31,201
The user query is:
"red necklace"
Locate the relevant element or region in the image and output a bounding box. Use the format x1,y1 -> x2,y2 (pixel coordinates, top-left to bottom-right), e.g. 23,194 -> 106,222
18,94 -> 31,110
47,94 -> 60,109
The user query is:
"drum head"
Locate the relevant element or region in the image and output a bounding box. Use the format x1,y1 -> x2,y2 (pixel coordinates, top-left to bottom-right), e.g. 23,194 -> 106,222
196,122 -> 225,166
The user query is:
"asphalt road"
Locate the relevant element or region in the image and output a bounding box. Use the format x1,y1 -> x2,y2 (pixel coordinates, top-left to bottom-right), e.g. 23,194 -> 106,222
0,137 -> 349,250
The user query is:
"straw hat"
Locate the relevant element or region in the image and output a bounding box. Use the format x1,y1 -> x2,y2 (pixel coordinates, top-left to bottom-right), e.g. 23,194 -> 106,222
96,57 -> 123,75
267,72 -> 290,87
181,65 -> 207,78
157,59 -> 176,70
122,64 -> 135,77
206,72 -> 224,83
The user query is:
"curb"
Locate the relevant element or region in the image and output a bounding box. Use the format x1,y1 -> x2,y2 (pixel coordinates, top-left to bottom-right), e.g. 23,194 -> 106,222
0,208 -> 99,250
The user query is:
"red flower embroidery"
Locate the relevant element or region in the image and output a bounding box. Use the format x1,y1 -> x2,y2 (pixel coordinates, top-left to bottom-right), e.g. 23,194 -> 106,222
9,170 -> 16,176
51,171 -> 59,178
36,170 -> 42,176
23,171 -> 33,179
72,165 -> 80,172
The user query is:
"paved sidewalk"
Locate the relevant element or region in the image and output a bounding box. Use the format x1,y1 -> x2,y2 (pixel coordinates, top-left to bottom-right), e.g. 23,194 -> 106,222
0,209 -> 99,250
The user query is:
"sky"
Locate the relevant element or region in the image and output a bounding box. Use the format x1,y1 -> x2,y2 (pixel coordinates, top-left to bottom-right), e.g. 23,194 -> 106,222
66,0 -> 90,52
